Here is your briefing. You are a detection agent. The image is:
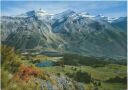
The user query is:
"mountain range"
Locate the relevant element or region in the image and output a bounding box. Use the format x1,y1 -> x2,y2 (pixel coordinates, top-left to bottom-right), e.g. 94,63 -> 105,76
1,9 -> 127,58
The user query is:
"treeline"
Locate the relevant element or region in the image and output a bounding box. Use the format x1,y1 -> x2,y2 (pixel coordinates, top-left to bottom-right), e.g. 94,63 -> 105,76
106,76 -> 127,84
61,53 -> 126,67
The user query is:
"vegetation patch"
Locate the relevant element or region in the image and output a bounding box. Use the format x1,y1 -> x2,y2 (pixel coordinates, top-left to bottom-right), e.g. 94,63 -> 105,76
62,53 -> 126,67
106,76 -> 127,84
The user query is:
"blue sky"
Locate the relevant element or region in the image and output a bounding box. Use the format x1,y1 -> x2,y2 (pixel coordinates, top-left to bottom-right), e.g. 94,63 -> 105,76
1,1 -> 127,17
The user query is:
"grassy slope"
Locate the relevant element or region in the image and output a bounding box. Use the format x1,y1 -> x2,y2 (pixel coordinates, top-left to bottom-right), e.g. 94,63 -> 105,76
26,54 -> 127,90
1,45 -> 126,90
41,65 -> 126,90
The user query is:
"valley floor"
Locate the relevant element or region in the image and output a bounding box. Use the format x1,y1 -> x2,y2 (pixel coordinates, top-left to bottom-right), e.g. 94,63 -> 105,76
1,45 -> 127,90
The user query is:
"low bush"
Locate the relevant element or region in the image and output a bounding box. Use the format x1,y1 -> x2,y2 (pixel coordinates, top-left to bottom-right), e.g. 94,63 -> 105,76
13,64 -> 49,82
66,70 -> 91,83
106,76 -> 127,84
1,45 -> 22,73
75,71 -> 91,83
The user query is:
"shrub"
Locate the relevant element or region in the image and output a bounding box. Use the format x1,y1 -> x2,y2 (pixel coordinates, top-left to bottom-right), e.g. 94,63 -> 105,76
66,71 -> 91,83
55,60 -> 64,67
75,71 -> 91,83
12,64 -> 50,83
1,70 -> 10,89
1,45 -> 22,73
13,65 -> 42,82
106,76 -> 127,84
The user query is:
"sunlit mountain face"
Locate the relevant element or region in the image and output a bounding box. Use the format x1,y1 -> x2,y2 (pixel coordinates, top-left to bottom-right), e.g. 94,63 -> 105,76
1,9 -> 127,59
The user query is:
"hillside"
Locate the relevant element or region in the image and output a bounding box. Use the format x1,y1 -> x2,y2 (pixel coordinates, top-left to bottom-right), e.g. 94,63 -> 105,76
1,9 -> 127,58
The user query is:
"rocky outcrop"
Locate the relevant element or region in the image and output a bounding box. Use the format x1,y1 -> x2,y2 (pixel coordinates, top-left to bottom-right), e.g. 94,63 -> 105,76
34,74 -> 85,90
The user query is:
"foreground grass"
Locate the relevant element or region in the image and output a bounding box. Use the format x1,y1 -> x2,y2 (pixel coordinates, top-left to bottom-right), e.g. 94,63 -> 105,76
41,64 -> 127,90
41,64 -> 126,80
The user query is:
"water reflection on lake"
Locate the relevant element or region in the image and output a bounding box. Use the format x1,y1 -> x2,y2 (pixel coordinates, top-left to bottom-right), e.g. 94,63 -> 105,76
35,61 -> 55,67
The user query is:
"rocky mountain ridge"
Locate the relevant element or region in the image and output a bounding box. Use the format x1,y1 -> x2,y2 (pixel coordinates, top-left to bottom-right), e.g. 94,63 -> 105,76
1,9 -> 127,58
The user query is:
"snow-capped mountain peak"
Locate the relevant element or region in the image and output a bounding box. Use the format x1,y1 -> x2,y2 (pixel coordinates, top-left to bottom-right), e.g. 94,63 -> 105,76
1,9 -> 127,58
95,14 -> 119,23
97,14 -> 105,18
79,12 -> 90,15
107,17 -> 118,23
17,9 -> 51,18
36,9 -> 50,16
51,9 -> 76,20
60,9 -> 75,16
78,12 -> 95,18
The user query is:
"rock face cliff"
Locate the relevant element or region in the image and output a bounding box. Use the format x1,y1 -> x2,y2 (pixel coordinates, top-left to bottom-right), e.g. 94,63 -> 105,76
1,9 -> 127,58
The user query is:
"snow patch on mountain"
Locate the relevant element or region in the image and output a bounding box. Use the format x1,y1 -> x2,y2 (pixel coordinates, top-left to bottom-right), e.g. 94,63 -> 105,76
52,10 -> 75,20
78,12 -> 95,18
17,9 -> 51,17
